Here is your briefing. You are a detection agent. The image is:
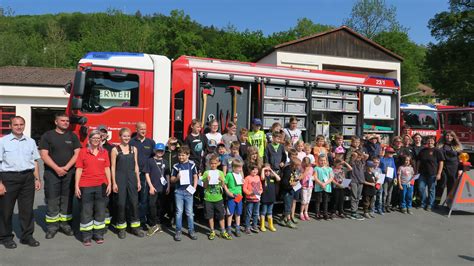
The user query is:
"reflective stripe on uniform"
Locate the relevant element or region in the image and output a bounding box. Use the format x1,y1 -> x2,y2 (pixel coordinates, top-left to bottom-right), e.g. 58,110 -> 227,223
80,221 -> 93,232
45,214 -> 60,223
130,221 -> 141,228
105,216 -> 112,225
59,214 -> 73,222
113,223 -> 127,230
93,220 -> 106,230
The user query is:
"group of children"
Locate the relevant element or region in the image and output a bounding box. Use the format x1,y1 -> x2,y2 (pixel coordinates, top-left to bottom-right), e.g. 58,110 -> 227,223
137,117 -> 419,242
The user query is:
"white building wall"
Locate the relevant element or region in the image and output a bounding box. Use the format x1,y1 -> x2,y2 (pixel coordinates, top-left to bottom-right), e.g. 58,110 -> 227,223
0,85 -> 68,137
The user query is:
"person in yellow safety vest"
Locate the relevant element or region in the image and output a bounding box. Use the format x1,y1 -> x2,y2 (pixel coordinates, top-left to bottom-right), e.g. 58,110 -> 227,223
248,118 -> 266,158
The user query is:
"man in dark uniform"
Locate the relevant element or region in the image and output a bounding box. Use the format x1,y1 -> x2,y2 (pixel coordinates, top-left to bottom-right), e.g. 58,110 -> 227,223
130,122 -> 155,227
39,113 -> 81,239
0,116 -> 42,249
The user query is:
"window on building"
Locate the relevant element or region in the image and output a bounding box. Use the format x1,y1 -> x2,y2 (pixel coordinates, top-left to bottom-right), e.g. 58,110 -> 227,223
0,106 -> 16,137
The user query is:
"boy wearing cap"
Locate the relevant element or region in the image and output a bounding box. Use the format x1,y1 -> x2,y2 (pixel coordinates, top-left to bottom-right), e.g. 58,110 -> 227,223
380,147 -> 397,213
248,118 -> 266,158
144,143 -> 170,236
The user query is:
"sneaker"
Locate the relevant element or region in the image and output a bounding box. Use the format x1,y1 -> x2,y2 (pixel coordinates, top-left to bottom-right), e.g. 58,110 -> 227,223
401,208 -> 407,214
220,231 -> 232,240
234,229 -> 242,237
426,206 -> 432,212
407,209 -> 413,215
118,229 -> 126,239
60,225 -> 74,236
174,231 -> 182,241
189,231 -> 198,240
350,213 -> 365,221
299,213 -> 305,221
385,208 -> 391,213
147,225 -> 162,237
250,226 -> 259,233
208,230 -> 216,240
338,213 -> 346,219
291,217 -> 299,224
94,238 -> 104,244
45,230 -> 58,239
369,213 -> 376,218
131,228 -> 145,238
245,227 -> 252,235
363,213 -> 371,219
286,219 -> 297,229
83,240 -> 92,247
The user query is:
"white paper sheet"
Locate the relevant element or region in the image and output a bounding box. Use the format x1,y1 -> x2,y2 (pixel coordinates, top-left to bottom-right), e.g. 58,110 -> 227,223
197,178 -> 204,187
386,167 -> 394,179
179,170 -> 190,185
342,179 -> 352,188
160,177 -> 167,186
233,173 -> 243,185
186,185 -> 196,195
377,174 -> 386,184
293,182 -> 302,191
208,170 -> 220,185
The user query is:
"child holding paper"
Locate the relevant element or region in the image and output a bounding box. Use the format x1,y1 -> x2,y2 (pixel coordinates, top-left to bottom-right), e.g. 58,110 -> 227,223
202,155 -> 232,240
363,161 -> 377,219
260,164 -> 281,231
280,158 -> 302,228
314,155 -> 334,220
264,131 -> 287,172
144,143 -> 170,237
243,164 -> 263,234
170,146 -> 198,241
380,147 -> 397,213
397,155 -> 415,214
371,156 -> 385,215
331,159 -> 352,218
224,159 -> 244,237
300,158 -> 315,221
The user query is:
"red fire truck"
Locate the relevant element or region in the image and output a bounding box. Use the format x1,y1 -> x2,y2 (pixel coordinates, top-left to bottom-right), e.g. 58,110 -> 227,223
66,52 -> 401,144
437,106 -> 474,154
400,103 -> 441,139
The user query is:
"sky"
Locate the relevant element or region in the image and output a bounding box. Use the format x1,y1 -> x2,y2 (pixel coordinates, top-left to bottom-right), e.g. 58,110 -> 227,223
0,0 -> 450,45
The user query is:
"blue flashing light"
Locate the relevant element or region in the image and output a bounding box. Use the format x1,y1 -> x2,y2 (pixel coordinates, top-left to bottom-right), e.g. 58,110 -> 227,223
400,103 -> 409,107
83,52 -> 144,60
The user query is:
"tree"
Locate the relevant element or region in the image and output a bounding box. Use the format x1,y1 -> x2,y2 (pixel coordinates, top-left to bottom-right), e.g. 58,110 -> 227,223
425,0 -> 474,105
344,0 -> 406,38
373,31 -> 426,103
44,20 -> 68,67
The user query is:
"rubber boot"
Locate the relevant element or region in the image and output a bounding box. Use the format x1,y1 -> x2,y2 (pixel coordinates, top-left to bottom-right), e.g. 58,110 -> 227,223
267,216 -> 277,232
259,215 -> 266,232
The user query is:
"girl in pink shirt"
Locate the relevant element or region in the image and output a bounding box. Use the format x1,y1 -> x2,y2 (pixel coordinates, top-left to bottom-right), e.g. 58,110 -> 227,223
300,157 -> 315,221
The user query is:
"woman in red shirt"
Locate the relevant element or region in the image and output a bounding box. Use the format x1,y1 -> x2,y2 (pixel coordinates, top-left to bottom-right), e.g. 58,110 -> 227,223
75,130 -> 111,246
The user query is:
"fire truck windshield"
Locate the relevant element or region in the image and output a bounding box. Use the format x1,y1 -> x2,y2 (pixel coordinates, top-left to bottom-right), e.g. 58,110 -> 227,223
80,71 -> 139,113
402,109 -> 439,130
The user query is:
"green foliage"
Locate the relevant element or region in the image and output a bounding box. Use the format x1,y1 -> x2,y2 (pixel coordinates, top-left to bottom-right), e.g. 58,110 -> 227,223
425,0 -> 474,105
373,31 -> 426,103
0,10 -> 334,68
344,0 -> 406,38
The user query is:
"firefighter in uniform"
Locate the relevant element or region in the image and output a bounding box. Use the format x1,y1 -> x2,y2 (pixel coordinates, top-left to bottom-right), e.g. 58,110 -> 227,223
39,113 -> 81,239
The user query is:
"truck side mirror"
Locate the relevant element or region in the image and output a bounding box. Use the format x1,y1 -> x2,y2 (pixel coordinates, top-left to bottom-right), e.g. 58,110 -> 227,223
64,81 -> 72,94
71,98 -> 83,110
73,71 -> 86,96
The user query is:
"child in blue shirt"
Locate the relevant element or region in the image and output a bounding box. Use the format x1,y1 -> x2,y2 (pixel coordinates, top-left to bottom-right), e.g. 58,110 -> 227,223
314,155 -> 334,220
170,146 -> 198,241
379,147 -> 397,213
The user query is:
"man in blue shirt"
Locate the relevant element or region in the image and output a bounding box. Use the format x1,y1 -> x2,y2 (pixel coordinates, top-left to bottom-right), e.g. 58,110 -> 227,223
0,116 -> 42,249
129,122 -> 156,227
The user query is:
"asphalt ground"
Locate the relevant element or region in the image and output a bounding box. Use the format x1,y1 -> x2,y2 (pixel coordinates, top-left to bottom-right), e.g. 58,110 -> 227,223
0,167 -> 473,265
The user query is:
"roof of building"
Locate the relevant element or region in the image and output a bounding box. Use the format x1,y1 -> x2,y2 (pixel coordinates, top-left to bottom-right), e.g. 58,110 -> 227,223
257,26 -> 403,62
418,83 -> 437,97
0,66 -> 75,87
